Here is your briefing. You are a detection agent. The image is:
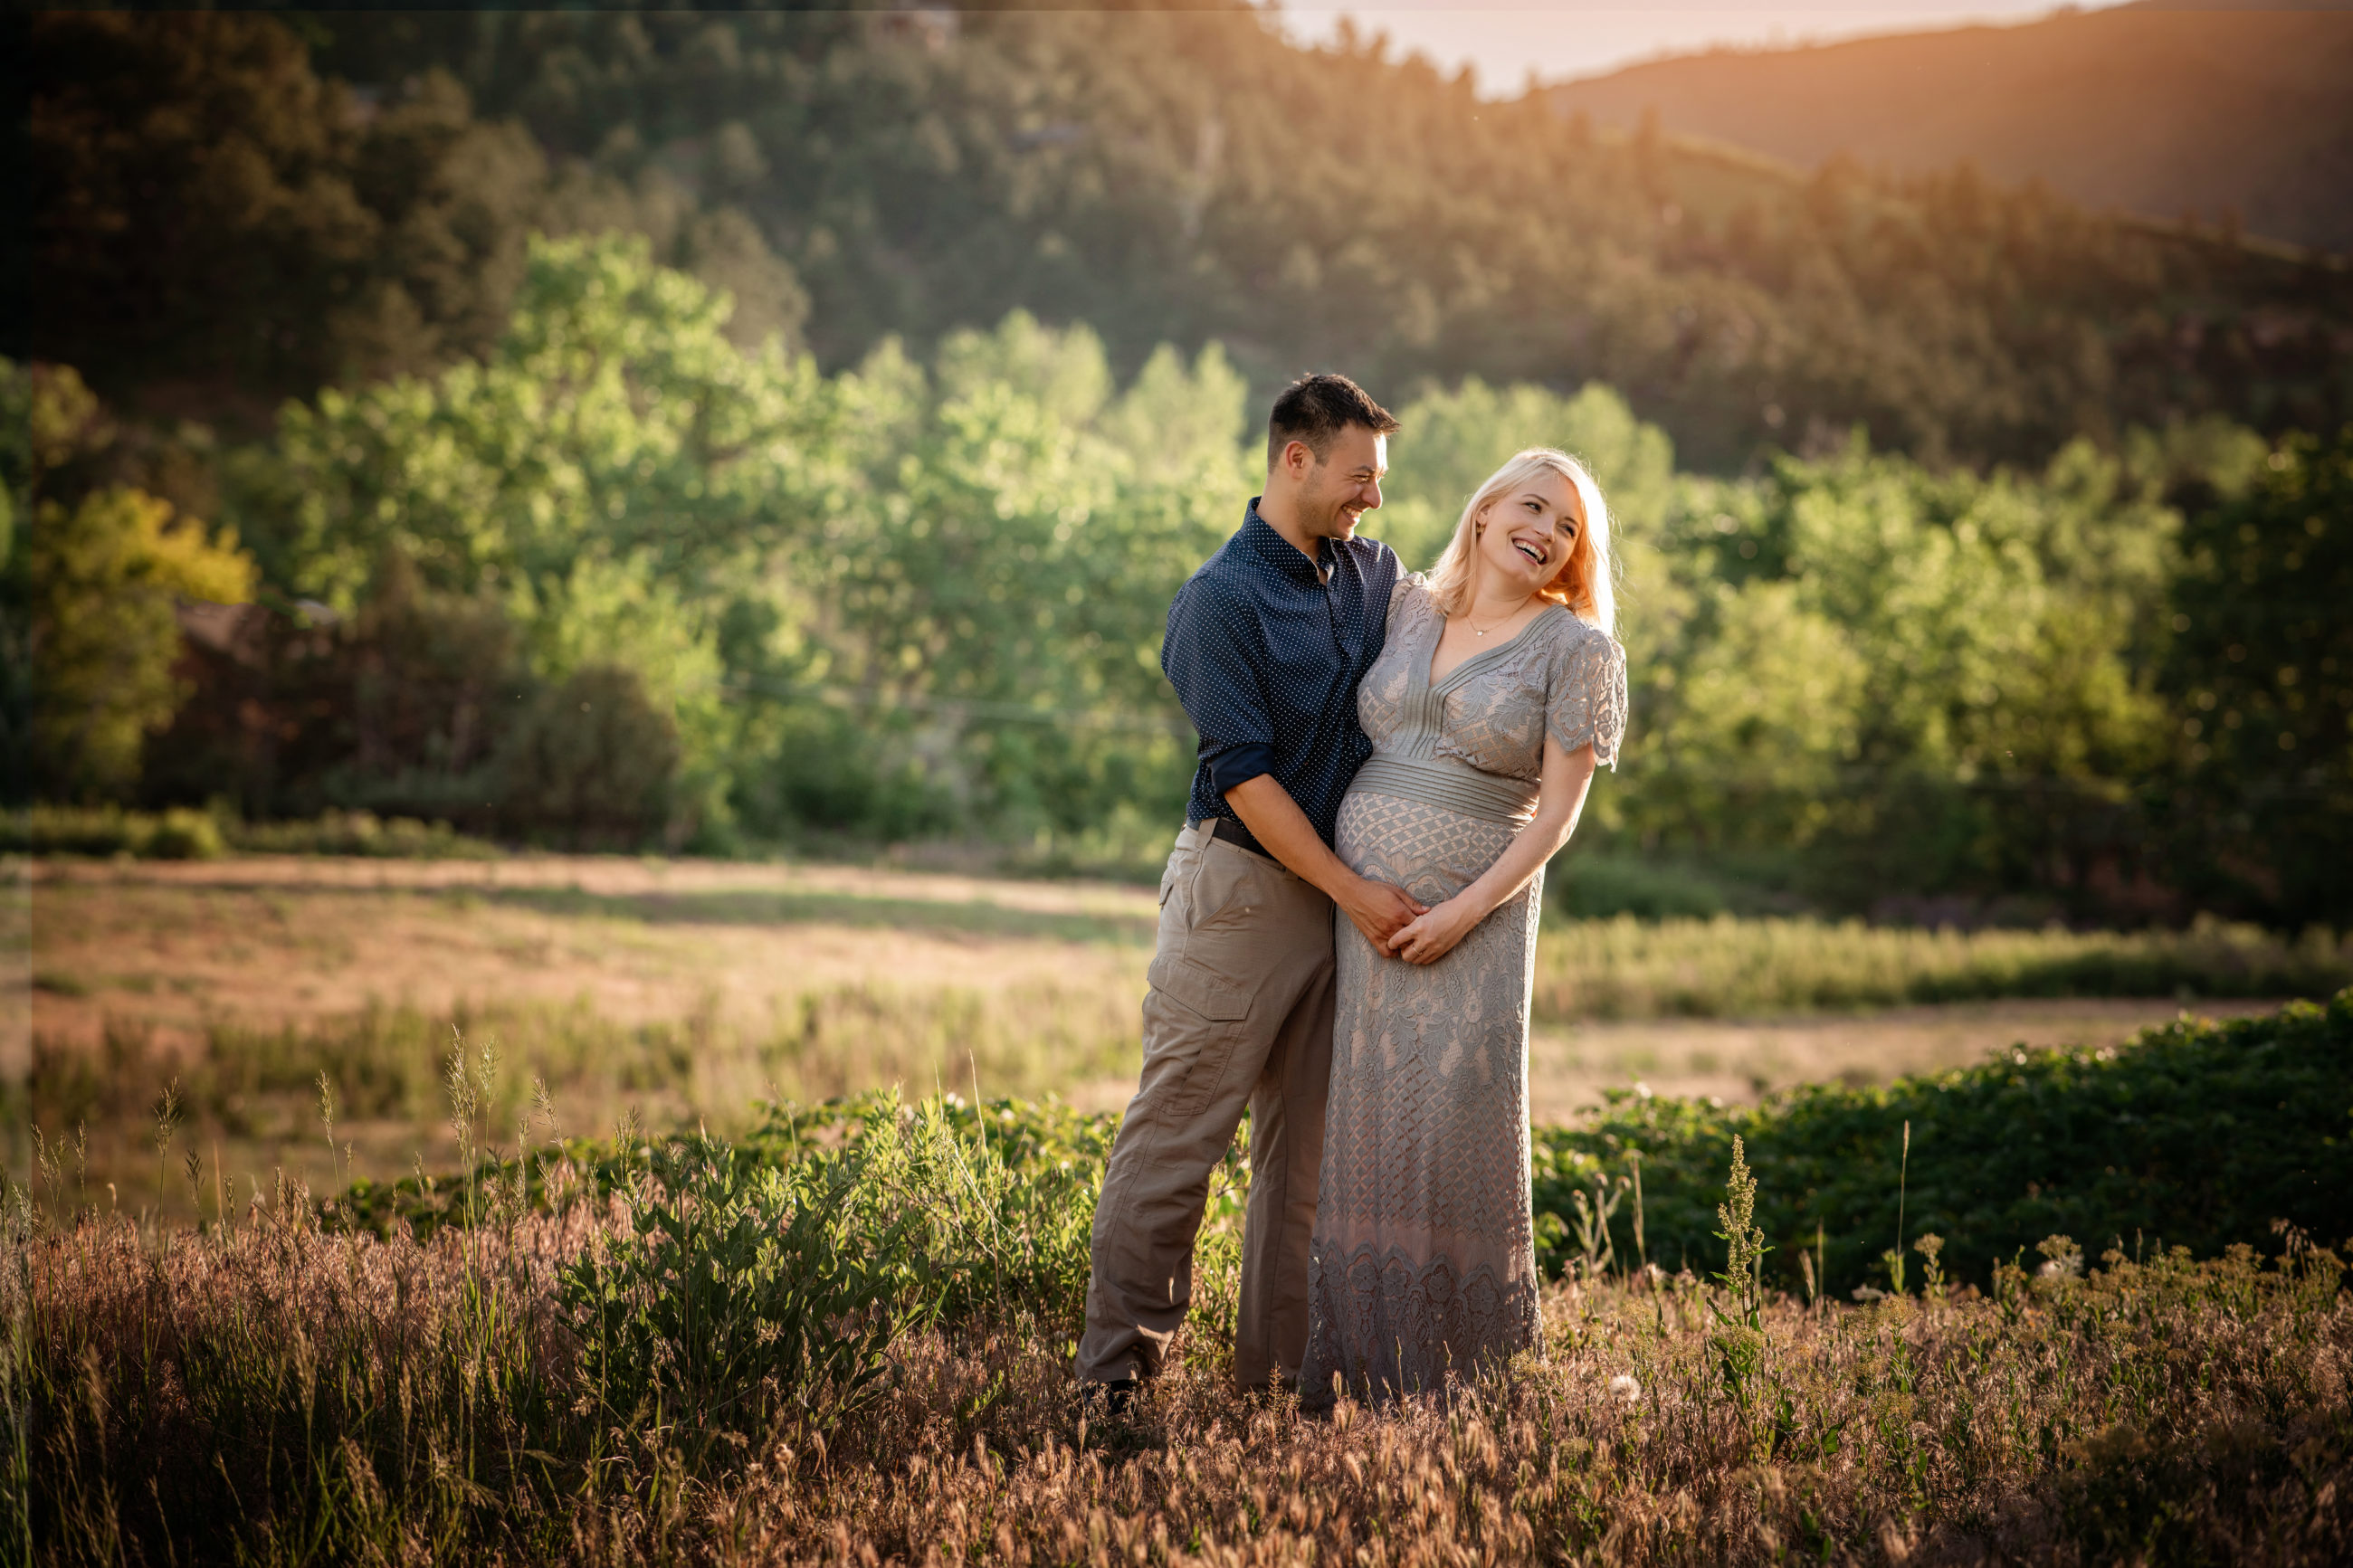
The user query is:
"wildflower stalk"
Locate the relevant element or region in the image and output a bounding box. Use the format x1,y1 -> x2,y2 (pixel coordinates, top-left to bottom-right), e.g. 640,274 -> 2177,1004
1914,1233 -> 1946,1297
1881,1119 -> 1910,1296
1629,1151 -> 1647,1278
151,1079 -> 183,1234
1708,1136 -> 1771,1421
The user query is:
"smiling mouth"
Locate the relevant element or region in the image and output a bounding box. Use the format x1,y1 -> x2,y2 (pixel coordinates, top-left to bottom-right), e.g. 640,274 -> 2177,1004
1513,539 -> 1548,566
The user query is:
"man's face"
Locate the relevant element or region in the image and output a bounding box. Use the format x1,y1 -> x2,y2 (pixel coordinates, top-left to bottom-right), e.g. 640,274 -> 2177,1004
1298,427 -> 1387,540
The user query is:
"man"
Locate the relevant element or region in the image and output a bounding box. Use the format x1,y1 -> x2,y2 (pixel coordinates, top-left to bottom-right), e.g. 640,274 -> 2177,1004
1078,373 -> 1426,1403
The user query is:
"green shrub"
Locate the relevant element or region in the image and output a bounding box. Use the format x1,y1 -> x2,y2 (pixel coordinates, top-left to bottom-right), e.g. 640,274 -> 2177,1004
800,1095 -> 1106,1337
493,666 -> 680,849
354,994 -> 2353,1329
3,804 -> 501,860
528,1094 -> 1110,1448
3,804 -> 224,859
137,807 -> 223,860
559,1134 -> 926,1449
231,809 -> 498,859
1548,852 -> 1729,920
1532,914 -> 2353,1021
1534,988 -> 2353,1295
338,1089 -> 1112,1260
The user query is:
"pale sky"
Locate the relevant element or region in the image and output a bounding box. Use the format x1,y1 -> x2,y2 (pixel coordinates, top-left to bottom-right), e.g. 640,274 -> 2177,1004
1279,1 -> 2134,95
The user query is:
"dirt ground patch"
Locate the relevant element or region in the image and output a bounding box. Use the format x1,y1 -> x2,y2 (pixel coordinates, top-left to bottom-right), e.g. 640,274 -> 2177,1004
21,856 -> 1157,1050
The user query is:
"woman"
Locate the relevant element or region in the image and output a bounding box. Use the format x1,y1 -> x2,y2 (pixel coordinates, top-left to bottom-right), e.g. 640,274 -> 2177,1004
1299,448 -> 1626,1410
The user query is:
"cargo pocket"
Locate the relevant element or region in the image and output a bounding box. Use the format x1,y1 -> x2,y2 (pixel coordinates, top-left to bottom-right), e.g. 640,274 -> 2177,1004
1148,953 -> 1250,1022
1143,952 -> 1253,1118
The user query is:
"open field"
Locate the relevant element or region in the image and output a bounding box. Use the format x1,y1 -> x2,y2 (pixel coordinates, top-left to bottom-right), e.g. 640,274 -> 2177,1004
15,1076 -> 2351,1565
15,872 -> 2350,1562
10,855 -> 2331,1221
1524,996 -> 2284,1123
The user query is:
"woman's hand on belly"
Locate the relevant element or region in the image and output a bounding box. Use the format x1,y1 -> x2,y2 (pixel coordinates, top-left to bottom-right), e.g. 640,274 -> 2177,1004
1383,736 -> 1598,965
1384,897 -> 1481,965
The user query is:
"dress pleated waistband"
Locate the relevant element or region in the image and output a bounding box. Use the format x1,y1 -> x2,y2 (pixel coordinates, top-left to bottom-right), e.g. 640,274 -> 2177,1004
1347,753 -> 1538,825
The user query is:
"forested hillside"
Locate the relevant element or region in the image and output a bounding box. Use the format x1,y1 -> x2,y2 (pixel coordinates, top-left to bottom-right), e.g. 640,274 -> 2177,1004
11,5 -> 2350,925
1551,0 -> 2353,254
28,5 -> 2353,471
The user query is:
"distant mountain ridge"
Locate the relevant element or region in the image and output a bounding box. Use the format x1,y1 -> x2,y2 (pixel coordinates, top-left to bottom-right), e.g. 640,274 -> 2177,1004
1550,0 -> 2353,253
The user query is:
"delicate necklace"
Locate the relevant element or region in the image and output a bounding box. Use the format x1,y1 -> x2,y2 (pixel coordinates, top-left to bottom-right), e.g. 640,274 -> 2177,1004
1464,601 -> 1527,637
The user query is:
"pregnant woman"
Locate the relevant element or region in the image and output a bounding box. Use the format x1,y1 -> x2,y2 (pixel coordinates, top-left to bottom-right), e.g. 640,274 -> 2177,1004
1300,447 -> 1627,1410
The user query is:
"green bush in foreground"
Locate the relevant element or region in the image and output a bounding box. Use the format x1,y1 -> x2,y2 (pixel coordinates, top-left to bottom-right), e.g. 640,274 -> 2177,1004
339,993 -> 2351,1319
561,1136 -> 926,1457
337,1094 -> 1118,1309
1536,988 -> 2353,1294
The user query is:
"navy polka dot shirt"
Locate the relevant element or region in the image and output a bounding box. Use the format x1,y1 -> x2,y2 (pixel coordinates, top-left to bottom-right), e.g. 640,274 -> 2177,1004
1161,499 -> 1401,854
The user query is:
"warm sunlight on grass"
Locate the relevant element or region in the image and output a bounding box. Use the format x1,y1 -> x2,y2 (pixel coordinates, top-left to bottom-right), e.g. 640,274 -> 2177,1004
16,856 -> 2340,1223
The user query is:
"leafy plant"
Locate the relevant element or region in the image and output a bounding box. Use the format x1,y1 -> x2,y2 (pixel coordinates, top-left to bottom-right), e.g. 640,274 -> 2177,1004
1707,1135 -> 1770,1421
5,480 -> 255,802
1913,1232 -> 1947,1297
555,1088 -> 1111,1459
1881,1119 -> 1910,1297
559,1134 -> 924,1450
806,1093 -> 1105,1340
1534,988 -> 2353,1294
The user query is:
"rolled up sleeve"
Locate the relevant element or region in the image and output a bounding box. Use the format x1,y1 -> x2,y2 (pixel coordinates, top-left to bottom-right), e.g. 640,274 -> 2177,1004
1162,581 -> 1276,795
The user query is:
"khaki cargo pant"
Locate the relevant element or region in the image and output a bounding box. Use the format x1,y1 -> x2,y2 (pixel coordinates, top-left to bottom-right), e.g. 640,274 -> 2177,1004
1077,821 -> 1337,1389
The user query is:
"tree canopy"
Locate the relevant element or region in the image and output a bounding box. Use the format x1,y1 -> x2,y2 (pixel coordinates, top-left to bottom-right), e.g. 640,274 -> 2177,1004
12,8 -> 2348,922
30,7 -> 2353,470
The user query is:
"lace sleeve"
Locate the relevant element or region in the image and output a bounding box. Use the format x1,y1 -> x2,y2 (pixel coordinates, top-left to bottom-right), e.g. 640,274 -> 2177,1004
1386,572 -> 1430,640
1546,625 -> 1627,769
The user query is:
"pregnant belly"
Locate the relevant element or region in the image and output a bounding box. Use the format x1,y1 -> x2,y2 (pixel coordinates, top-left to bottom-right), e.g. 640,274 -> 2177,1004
1336,788 -> 1521,908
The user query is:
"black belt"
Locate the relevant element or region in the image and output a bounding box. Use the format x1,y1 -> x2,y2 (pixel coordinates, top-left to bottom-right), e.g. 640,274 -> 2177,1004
1191,816 -> 1272,859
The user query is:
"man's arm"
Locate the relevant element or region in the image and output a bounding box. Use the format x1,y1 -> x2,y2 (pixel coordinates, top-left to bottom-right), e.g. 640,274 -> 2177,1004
1165,575 -> 1421,946
1224,774 -> 1425,947
1163,578 -> 1281,798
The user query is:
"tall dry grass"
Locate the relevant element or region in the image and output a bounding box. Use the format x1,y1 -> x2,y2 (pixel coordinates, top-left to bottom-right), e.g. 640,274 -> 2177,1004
33,985 -> 1134,1132
21,984 -> 1138,1219
10,1130 -> 2348,1564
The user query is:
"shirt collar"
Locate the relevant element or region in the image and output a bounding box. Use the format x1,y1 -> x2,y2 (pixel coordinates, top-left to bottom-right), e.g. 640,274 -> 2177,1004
1242,499 -> 1331,585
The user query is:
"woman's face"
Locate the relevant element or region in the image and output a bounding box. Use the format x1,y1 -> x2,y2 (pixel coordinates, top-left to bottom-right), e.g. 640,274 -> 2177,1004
1472,469 -> 1580,601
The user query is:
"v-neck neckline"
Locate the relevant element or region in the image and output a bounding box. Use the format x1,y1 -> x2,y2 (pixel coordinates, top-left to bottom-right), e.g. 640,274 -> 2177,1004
1424,603 -> 1563,693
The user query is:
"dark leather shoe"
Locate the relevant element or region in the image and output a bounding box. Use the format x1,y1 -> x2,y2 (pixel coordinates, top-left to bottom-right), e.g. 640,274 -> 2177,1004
1078,1377 -> 1138,1419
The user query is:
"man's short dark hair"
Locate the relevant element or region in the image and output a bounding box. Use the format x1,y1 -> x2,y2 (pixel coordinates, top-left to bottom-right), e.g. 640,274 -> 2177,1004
1267,373 -> 1400,469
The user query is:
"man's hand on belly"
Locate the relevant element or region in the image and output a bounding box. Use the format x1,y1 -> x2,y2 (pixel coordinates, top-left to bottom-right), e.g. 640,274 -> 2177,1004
1335,875 -> 1427,950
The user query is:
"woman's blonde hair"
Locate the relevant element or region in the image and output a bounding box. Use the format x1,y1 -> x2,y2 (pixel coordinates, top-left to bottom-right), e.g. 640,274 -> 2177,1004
1424,448 -> 1616,634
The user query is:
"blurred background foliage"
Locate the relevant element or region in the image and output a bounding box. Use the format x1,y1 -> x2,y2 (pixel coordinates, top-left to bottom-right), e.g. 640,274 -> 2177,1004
28,5 -> 2353,467
6,4 -> 2349,923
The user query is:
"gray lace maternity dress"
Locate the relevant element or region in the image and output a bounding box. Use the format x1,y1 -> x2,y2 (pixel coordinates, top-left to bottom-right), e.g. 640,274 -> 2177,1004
1300,575 -> 1626,1409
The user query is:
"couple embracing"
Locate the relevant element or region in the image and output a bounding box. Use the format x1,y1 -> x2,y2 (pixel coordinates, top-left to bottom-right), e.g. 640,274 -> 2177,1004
1080,374 -> 1627,1412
